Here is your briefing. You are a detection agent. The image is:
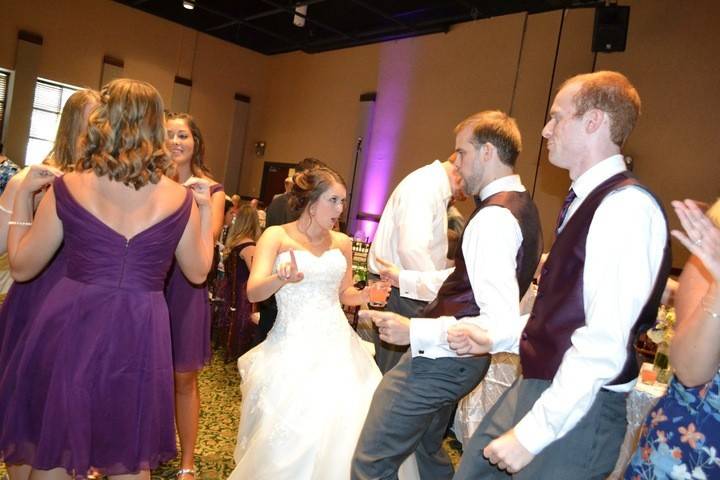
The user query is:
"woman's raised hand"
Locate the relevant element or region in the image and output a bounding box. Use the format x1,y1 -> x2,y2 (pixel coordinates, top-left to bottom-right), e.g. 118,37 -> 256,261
183,176 -> 211,208
672,199 -> 720,281
277,249 -> 304,283
19,164 -> 63,194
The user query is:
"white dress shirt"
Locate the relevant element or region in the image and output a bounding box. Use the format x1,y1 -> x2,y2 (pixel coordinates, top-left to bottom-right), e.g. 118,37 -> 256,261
513,155 -> 667,454
368,160 -> 451,301
408,175 -> 526,358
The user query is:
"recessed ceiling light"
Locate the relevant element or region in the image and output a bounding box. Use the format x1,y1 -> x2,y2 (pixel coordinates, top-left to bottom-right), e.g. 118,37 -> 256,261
183,0 -> 195,10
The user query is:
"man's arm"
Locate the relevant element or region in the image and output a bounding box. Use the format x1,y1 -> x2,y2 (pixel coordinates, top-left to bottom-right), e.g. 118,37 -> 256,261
410,206 -> 523,357
394,189 -> 445,273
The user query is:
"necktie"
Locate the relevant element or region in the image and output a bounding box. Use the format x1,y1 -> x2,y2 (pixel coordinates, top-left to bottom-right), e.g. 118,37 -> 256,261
555,188 -> 577,234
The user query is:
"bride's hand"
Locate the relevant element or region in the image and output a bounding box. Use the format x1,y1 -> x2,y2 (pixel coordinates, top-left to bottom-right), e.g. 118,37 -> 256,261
277,249 -> 304,283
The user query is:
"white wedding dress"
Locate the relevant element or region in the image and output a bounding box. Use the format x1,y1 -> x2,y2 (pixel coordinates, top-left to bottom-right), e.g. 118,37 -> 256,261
229,249 -> 419,480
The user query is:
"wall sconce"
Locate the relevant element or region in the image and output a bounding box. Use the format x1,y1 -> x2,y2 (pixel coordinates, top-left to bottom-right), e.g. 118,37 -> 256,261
255,141 -> 266,157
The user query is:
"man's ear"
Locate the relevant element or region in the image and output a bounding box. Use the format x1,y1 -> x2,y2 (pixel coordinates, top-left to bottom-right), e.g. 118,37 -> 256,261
482,142 -> 497,163
584,109 -> 605,134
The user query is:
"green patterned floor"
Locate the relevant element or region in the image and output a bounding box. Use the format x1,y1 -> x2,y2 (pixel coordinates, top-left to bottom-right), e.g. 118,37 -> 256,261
2,349 -> 461,479
152,353 -> 243,480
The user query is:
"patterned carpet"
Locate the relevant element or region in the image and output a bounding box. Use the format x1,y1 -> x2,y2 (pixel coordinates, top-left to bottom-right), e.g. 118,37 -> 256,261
2,348 -> 462,479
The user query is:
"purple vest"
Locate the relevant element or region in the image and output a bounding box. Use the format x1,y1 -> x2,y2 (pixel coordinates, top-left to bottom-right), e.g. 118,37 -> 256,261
519,172 -> 671,385
423,190 -> 543,319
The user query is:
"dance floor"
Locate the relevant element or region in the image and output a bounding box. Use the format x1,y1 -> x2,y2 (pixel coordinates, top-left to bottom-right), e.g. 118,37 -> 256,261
1,347 -> 462,479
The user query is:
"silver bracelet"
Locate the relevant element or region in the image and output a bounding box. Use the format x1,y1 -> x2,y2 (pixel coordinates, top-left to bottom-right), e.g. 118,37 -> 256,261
8,220 -> 32,227
0,204 -> 12,215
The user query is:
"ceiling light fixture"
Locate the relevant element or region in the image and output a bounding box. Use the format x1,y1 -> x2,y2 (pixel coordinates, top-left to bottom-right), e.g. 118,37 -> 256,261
293,4 -> 307,27
183,0 -> 195,10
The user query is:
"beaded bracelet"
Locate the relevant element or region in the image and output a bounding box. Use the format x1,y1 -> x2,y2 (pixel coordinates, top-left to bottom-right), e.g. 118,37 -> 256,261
702,294 -> 719,319
7,220 -> 32,227
0,204 -> 12,215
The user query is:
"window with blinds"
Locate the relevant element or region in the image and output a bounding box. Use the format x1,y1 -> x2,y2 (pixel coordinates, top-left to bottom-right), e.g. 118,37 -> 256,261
25,79 -> 79,166
0,71 -> 8,147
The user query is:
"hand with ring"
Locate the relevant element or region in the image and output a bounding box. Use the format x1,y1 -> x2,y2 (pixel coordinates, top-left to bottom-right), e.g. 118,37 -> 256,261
671,199 -> 720,281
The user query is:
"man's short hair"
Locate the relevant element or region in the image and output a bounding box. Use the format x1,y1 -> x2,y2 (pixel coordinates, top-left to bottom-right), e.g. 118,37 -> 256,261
454,110 -> 522,167
561,71 -> 641,147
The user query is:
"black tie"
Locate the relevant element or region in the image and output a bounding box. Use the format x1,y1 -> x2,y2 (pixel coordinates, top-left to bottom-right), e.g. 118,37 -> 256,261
555,188 -> 577,234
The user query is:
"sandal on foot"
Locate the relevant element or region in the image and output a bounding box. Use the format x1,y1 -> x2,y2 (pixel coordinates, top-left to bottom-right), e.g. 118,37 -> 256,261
177,468 -> 196,479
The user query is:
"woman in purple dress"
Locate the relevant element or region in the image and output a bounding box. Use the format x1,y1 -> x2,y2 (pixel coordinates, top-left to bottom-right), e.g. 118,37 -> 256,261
0,79 -> 214,480
0,89 -> 100,441
222,203 -> 261,361
165,112 -> 225,479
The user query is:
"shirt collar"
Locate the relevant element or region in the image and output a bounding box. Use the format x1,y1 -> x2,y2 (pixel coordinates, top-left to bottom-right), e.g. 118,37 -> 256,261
479,174 -> 525,201
570,154 -> 627,200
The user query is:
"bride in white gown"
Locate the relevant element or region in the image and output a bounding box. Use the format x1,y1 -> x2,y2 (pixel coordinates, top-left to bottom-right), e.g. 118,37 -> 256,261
229,167 -> 418,480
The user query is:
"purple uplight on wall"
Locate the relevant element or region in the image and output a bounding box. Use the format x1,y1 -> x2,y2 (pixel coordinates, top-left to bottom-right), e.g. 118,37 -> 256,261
355,40 -> 417,242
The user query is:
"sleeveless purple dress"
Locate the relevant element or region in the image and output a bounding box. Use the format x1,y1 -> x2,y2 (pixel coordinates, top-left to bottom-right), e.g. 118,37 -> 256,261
165,182 -> 223,372
0,177 -> 192,476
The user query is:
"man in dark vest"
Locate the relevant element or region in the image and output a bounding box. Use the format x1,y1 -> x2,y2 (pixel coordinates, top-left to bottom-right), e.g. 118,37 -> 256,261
450,71 -> 671,479
351,110 -> 543,480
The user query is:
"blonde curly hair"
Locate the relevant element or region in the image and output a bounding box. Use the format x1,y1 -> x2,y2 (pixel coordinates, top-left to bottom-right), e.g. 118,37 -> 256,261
76,78 -> 173,189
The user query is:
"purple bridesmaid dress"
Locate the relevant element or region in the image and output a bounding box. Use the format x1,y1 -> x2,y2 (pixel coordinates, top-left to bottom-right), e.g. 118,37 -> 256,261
0,248 -> 66,378
165,182 -> 223,372
0,176 -> 192,476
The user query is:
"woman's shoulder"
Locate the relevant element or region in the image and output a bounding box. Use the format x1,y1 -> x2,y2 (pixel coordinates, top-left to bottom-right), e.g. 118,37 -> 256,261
157,175 -> 189,197
331,230 -> 351,250
258,225 -> 288,244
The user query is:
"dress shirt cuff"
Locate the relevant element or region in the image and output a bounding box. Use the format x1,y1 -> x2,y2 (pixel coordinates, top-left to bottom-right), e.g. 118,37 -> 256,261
514,409 -> 556,455
480,315 -> 526,355
410,316 -> 458,359
399,270 -> 421,300
398,269 -> 449,302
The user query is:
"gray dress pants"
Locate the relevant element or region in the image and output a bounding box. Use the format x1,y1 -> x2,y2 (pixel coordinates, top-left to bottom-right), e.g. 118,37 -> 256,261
352,351 -> 490,480
453,376 -> 627,480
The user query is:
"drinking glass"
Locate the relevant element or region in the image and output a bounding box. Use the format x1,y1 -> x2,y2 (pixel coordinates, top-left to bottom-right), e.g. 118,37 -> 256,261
367,279 -> 390,309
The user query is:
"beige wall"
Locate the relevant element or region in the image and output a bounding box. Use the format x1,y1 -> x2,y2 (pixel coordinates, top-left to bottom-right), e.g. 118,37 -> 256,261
0,0 -> 270,184
239,42 -> 381,197
595,0 -> 720,264
2,0 -> 719,266
246,0 -> 720,265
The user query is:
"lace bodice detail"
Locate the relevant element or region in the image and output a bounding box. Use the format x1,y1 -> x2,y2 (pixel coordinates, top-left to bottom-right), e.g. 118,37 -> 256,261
268,248 -> 348,341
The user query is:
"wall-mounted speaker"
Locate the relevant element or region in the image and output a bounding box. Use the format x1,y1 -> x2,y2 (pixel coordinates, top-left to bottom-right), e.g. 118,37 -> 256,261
592,5 -> 630,53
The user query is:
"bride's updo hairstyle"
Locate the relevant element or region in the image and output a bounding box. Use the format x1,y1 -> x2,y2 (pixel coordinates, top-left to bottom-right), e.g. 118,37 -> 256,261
77,78 -> 172,190
288,166 -> 346,216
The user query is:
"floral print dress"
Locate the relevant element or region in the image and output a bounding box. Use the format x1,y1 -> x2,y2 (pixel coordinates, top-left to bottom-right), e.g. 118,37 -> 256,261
625,371 -> 720,479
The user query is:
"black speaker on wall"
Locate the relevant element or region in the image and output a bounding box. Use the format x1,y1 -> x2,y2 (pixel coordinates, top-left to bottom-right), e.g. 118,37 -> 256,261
592,5 -> 630,53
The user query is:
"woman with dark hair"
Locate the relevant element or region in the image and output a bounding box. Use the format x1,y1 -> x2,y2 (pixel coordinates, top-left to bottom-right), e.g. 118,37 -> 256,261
164,112 -> 225,480
228,167 -> 418,479
0,79 -> 213,480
